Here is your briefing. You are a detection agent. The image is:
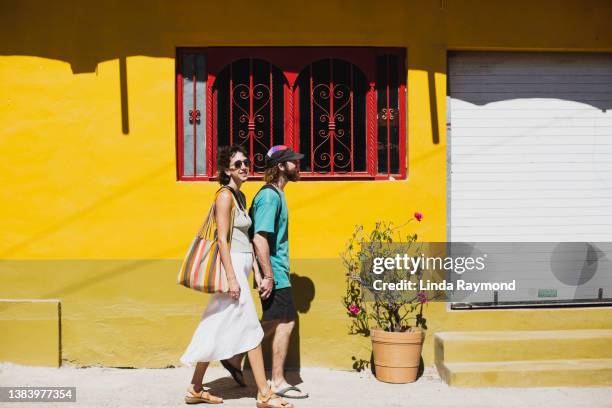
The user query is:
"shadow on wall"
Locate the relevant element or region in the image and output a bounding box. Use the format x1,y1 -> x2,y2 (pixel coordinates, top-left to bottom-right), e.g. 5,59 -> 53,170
0,1 -> 446,145
448,51 -> 612,112
0,2 -> 423,74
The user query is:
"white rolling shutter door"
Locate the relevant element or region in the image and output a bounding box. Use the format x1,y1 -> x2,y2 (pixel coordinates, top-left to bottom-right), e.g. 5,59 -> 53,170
448,52 -> 612,306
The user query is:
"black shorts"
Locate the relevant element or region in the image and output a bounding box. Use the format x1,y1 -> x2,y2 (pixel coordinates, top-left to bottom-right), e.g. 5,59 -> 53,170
261,287 -> 297,321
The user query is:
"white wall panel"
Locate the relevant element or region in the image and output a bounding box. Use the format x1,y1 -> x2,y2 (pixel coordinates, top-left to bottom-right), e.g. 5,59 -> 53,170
448,52 -> 612,305
449,52 -> 612,242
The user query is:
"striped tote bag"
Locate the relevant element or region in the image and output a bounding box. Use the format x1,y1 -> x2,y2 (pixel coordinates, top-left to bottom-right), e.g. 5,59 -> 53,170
177,188 -> 235,293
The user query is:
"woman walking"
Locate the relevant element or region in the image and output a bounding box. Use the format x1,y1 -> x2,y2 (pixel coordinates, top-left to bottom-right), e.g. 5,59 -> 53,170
180,145 -> 292,408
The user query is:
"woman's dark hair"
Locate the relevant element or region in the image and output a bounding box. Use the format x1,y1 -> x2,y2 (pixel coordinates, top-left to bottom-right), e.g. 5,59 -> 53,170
217,144 -> 248,185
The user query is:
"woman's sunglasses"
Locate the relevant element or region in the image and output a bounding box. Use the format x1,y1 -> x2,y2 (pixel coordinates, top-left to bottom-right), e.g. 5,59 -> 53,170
231,159 -> 251,169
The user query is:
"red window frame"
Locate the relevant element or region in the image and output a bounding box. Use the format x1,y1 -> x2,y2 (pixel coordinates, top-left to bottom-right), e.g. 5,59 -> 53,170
176,47 -> 406,181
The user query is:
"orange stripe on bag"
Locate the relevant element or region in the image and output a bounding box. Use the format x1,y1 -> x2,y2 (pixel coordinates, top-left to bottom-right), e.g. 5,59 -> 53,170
192,239 -> 207,289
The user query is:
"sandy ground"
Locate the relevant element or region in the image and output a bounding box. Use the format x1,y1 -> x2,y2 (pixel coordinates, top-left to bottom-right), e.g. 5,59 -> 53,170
1,363 -> 612,408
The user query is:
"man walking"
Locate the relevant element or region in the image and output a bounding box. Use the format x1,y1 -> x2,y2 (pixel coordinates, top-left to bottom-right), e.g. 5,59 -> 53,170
251,145 -> 308,399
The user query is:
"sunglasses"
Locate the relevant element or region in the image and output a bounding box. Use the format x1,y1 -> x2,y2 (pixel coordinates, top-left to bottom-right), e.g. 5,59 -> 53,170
231,159 -> 251,169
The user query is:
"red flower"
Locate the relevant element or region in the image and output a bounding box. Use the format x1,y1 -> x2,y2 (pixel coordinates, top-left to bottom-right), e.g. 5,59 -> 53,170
414,212 -> 423,222
348,304 -> 361,315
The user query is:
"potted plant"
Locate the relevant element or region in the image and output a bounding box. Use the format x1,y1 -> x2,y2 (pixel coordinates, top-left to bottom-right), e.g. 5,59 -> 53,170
341,213 -> 429,383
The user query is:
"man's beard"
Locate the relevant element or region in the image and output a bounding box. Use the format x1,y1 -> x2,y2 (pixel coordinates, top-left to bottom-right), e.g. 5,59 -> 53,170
285,167 -> 300,182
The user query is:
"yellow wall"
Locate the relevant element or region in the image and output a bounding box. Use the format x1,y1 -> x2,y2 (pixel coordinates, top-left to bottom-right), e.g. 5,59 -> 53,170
0,300 -> 61,367
1,0 -> 612,368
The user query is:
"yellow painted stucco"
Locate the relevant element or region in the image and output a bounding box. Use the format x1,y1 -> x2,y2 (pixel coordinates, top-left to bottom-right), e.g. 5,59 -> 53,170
1,0 -> 612,370
0,300 -> 61,367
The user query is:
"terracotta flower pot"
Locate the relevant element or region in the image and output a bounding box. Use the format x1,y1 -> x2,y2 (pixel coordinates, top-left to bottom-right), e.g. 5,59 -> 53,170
370,327 -> 424,383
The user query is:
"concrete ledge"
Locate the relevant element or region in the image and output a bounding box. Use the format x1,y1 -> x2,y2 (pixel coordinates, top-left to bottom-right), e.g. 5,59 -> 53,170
439,358 -> 612,387
0,299 -> 61,367
435,329 -> 612,363
435,329 -> 612,386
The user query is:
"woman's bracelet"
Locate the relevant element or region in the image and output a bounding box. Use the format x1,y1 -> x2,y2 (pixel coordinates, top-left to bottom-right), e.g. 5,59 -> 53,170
263,276 -> 274,281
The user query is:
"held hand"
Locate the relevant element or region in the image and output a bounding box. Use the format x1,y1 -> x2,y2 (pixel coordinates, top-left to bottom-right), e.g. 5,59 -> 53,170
228,279 -> 241,300
259,277 -> 274,300
254,271 -> 263,290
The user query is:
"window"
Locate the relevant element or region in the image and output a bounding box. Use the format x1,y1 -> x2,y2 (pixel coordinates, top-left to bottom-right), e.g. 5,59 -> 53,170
176,47 -> 406,180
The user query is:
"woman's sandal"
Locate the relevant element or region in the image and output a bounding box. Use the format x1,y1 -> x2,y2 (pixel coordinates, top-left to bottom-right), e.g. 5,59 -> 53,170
256,387 -> 293,408
185,384 -> 223,404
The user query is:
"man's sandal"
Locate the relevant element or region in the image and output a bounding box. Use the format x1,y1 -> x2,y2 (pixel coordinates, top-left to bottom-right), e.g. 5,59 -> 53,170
220,359 -> 246,387
256,388 -> 293,408
185,384 -> 223,404
271,385 -> 308,399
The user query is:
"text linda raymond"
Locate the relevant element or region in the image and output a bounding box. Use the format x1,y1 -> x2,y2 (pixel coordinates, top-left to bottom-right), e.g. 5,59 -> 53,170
372,279 -> 517,292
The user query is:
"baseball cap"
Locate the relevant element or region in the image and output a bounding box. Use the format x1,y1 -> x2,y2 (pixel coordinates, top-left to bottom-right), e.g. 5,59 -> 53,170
265,145 -> 304,168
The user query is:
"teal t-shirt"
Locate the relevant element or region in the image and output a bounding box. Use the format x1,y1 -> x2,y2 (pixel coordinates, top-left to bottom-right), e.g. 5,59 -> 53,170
252,188 -> 290,289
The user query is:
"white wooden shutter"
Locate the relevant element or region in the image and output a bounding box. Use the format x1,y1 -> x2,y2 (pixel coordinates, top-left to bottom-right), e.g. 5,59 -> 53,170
448,52 -> 612,306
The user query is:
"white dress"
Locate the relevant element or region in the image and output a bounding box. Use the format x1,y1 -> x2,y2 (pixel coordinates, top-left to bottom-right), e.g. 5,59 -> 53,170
180,202 -> 264,365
